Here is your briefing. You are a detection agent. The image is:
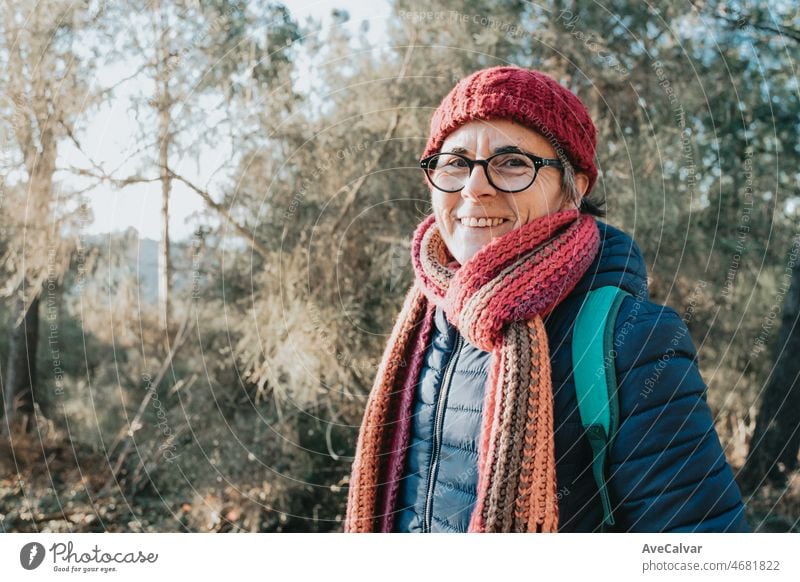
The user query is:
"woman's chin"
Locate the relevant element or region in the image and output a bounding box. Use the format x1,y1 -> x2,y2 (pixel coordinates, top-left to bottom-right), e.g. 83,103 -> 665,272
450,238 -> 492,266
451,222 -> 513,261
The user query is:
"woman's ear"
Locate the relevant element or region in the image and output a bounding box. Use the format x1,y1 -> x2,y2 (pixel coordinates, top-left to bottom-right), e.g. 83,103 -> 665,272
575,172 -> 589,196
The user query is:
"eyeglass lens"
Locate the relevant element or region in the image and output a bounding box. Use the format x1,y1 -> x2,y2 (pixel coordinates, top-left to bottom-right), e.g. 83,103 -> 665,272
426,153 -> 537,192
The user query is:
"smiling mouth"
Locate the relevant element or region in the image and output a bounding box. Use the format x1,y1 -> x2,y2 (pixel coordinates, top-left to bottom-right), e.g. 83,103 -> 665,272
457,217 -> 511,227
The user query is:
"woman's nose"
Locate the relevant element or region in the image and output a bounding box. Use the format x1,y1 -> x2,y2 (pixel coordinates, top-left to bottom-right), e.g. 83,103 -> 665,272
460,162 -> 497,201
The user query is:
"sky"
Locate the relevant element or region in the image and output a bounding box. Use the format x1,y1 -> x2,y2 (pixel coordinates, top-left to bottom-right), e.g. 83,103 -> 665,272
68,0 -> 392,242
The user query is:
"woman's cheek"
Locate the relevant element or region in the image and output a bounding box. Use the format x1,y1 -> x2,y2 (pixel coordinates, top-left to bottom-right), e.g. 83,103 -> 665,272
433,202 -> 453,235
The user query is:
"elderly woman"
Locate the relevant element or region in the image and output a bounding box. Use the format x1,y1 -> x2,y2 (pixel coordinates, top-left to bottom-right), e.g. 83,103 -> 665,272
344,66 -> 749,533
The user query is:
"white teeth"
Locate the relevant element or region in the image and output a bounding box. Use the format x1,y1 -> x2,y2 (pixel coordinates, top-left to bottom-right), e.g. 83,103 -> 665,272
459,217 -> 507,227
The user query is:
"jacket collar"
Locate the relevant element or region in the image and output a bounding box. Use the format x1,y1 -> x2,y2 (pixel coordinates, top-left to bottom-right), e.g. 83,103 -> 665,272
433,301 -> 456,338
568,218 -> 649,300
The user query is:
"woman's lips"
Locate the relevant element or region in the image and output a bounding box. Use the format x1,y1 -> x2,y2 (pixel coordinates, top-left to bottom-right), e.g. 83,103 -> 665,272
457,217 -> 511,227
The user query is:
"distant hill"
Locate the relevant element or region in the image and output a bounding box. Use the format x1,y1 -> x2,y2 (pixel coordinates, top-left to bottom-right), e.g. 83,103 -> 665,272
84,227 -> 204,305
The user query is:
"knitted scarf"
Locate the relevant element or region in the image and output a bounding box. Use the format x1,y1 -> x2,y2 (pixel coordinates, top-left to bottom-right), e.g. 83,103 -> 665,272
344,208 -> 601,532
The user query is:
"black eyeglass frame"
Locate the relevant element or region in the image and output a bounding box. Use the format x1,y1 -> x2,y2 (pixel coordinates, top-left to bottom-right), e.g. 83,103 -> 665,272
419,151 -> 564,193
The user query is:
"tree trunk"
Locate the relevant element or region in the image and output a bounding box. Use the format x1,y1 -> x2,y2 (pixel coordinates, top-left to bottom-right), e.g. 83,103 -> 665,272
158,124 -> 171,334
3,292 -> 40,433
741,252 -> 800,491
156,0 -> 171,335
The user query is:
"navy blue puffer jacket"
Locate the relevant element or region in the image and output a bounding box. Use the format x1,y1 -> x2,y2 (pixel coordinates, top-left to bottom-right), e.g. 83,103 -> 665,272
392,219 -> 750,533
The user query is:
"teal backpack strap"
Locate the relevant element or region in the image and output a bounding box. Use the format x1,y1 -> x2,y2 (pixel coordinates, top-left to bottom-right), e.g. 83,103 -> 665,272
572,285 -> 630,530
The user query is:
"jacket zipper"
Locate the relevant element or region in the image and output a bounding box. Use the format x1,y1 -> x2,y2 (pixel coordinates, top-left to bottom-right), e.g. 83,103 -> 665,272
422,333 -> 464,532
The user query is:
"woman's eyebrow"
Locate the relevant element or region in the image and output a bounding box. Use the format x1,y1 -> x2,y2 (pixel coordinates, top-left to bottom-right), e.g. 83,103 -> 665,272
493,145 -> 525,154
445,145 -> 526,155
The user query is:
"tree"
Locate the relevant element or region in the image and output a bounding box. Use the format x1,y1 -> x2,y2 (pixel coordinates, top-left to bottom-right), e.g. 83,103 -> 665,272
75,0 -> 301,337
0,0 -> 99,432
692,0 -> 800,490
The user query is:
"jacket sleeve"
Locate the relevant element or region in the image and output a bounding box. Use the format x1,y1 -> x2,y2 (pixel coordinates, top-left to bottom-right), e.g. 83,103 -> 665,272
607,296 -> 750,532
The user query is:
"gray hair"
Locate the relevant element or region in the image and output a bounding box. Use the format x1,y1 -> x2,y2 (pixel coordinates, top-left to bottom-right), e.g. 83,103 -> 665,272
558,153 -> 581,210
551,138 -> 605,217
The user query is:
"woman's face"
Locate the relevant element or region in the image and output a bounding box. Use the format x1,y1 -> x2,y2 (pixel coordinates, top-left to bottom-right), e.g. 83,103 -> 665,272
430,118 -> 588,266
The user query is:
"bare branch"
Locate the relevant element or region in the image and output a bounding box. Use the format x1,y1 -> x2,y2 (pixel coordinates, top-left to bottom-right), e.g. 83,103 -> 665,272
692,0 -> 800,45
168,169 -> 272,260
101,310 -> 193,495
62,166 -> 160,187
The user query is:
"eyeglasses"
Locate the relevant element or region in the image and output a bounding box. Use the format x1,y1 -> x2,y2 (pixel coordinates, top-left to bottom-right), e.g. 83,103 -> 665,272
419,151 -> 563,193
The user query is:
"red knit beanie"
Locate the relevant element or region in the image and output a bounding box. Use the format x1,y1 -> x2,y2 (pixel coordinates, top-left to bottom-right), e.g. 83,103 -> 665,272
422,65 -> 599,192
